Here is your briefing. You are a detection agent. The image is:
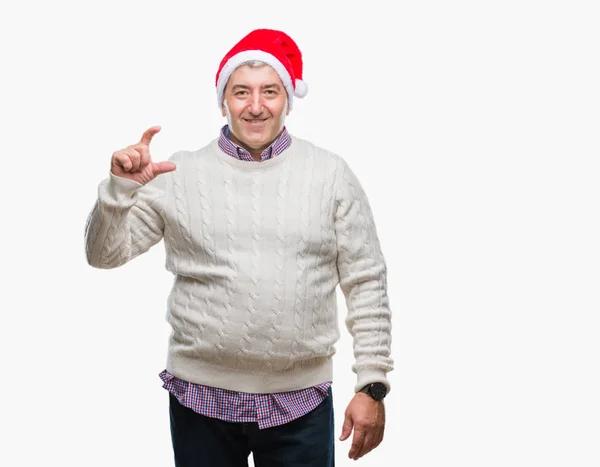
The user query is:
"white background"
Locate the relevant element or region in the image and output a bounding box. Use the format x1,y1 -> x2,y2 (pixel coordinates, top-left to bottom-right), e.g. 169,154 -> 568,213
1,0 -> 599,466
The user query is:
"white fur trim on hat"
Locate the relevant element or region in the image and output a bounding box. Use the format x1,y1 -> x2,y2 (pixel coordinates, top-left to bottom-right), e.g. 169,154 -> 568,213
294,79 -> 308,98
216,50 -> 296,109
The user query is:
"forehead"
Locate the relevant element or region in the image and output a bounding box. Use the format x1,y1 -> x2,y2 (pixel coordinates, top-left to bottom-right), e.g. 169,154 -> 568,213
226,64 -> 284,88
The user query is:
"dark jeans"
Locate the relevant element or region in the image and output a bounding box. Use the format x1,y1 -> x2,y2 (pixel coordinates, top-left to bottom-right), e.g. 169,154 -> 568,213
169,387 -> 335,467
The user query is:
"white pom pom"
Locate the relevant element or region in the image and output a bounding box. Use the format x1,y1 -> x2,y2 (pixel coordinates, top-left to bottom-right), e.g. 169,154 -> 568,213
294,79 -> 308,98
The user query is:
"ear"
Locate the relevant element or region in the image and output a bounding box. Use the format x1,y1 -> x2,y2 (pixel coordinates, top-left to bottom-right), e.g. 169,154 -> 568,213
221,105 -> 227,117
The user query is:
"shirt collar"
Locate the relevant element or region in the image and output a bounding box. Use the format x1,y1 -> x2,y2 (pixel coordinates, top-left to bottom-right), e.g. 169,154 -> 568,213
218,125 -> 291,162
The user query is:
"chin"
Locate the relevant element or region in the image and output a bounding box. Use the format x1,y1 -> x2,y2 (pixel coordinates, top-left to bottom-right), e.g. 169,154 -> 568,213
245,129 -> 275,142
242,131 -> 265,142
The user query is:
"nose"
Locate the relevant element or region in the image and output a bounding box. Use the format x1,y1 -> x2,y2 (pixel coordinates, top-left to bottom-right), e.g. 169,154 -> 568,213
248,91 -> 264,115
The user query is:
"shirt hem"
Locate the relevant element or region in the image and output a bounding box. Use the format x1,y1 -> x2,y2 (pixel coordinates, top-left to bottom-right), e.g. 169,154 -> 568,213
166,355 -> 334,394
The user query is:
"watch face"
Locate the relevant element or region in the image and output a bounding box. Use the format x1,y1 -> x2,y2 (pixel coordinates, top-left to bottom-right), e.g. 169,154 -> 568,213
370,383 -> 387,400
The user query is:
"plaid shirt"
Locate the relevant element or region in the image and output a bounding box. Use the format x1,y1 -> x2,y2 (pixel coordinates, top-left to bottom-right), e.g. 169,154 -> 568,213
217,124 -> 292,161
160,125 -> 332,429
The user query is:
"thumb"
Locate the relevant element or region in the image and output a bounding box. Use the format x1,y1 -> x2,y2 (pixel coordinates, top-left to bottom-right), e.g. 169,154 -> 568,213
152,161 -> 177,177
340,413 -> 353,441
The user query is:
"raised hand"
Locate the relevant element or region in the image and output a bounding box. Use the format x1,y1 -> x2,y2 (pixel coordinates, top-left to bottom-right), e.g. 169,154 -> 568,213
111,126 -> 176,185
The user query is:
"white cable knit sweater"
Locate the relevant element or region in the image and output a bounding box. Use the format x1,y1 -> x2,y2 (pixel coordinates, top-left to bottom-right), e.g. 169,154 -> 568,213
85,136 -> 393,394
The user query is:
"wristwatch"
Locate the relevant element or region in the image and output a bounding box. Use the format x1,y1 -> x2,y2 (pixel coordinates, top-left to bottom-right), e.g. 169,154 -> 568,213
359,382 -> 387,401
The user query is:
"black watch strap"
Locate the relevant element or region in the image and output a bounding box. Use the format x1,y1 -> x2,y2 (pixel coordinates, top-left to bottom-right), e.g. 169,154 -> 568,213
359,382 -> 387,401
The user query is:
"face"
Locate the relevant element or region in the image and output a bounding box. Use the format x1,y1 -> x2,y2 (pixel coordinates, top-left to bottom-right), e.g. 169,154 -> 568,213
222,65 -> 290,157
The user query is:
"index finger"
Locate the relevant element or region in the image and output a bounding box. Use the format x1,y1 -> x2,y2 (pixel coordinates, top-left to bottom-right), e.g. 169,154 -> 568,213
140,125 -> 161,146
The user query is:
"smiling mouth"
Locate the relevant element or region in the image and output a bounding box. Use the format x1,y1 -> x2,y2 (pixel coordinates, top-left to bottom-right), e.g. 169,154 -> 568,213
244,118 -> 269,124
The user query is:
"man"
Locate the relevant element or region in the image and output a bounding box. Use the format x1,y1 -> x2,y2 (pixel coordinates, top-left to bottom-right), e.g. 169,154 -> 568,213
85,28 -> 393,466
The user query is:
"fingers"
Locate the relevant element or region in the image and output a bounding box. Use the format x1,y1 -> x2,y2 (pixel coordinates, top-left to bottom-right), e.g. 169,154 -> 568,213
112,151 -> 132,172
348,428 -> 366,460
153,161 -> 177,176
375,430 -> 384,449
111,125 -> 160,174
354,432 -> 376,460
131,143 -> 152,168
112,147 -> 143,172
350,424 -> 384,460
139,125 -> 161,146
375,426 -> 384,448
109,126 -> 175,183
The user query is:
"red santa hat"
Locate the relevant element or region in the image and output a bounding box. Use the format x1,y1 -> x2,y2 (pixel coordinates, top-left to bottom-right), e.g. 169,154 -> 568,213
215,28 -> 308,109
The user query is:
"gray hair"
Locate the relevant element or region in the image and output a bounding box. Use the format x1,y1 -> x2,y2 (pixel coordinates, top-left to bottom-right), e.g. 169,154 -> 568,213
239,60 -> 269,67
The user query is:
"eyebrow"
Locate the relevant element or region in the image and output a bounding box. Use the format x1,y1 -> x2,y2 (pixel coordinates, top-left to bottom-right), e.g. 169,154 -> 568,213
231,83 -> 282,91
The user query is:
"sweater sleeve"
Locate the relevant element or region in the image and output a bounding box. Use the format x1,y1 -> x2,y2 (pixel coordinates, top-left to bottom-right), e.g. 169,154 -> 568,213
333,158 -> 394,394
84,171 -> 167,269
